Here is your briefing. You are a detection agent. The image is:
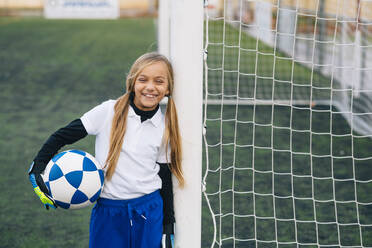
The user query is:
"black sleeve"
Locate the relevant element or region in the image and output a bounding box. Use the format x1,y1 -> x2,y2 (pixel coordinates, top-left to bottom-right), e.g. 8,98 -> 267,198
31,119 -> 88,174
157,162 -> 175,228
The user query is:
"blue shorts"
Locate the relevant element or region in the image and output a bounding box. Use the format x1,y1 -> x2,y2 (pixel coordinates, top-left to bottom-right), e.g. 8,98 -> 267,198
89,190 -> 163,248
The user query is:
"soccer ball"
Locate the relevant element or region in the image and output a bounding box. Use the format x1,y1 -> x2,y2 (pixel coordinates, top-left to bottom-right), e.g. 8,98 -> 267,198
42,150 -> 104,209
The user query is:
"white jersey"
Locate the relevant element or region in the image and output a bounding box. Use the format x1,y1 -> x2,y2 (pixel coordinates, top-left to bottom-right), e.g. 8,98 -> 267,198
81,99 -> 169,199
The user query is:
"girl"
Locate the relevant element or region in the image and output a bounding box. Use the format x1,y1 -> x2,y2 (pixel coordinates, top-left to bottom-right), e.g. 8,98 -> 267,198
28,52 -> 184,247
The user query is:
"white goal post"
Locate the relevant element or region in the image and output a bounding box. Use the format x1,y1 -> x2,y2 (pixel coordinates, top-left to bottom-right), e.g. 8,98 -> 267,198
158,0 -> 204,247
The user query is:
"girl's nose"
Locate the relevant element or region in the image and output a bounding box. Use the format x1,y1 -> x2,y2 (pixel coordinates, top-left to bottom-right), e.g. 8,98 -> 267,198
145,80 -> 155,90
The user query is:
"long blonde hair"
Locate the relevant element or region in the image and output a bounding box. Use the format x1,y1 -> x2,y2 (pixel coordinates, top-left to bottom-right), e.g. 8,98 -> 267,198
104,52 -> 184,187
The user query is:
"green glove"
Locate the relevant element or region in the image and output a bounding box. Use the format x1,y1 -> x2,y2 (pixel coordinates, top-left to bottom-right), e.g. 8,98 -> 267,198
28,162 -> 57,210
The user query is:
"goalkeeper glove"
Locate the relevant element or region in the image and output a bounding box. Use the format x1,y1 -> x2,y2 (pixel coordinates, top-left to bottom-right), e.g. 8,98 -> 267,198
28,162 -> 57,210
162,223 -> 175,248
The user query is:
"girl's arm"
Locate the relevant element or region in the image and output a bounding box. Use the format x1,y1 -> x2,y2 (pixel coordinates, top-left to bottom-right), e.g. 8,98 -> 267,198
30,119 -> 87,174
28,118 -> 88,210
157,162 -> 175,231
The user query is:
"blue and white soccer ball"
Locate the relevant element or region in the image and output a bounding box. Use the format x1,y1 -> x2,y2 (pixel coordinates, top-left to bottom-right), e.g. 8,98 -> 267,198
42,150 -> 104,209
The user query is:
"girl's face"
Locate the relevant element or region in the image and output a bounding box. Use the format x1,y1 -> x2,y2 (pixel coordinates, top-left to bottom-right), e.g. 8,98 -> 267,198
133,61 -> 170,111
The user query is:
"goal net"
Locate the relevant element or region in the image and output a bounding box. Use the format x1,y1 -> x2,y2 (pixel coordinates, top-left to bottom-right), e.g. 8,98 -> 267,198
202,0 -> 372,247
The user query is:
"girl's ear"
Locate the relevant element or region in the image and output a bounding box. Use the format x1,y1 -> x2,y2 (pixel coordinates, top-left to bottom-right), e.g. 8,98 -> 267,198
165,86 -> 170,96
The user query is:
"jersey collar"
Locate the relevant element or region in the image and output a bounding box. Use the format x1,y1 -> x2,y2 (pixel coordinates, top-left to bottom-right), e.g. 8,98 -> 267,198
128,105 -> 162,127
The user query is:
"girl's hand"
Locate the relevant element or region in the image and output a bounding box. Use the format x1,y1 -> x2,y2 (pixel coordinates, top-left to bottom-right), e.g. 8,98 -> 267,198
162,223 -> 174,248
28,162 -> 57,210
162,234 -> 174,248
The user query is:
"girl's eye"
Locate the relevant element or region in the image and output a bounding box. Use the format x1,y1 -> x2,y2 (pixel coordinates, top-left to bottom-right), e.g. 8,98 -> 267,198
138,78 -> 146,82
156,80 -> 163,83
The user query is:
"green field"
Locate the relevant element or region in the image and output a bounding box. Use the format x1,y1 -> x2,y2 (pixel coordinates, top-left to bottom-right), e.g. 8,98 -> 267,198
0,17 -> 371,248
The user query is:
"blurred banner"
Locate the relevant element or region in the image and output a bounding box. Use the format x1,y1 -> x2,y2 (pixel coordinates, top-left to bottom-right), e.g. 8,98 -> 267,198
44,0 -> 119,19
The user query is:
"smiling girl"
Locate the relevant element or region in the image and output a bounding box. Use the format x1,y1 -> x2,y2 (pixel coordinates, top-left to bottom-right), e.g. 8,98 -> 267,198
28,52 -> 183,247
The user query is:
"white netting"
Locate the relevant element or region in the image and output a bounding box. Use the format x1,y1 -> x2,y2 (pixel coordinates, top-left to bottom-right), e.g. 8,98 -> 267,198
202,0 -> 372,247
